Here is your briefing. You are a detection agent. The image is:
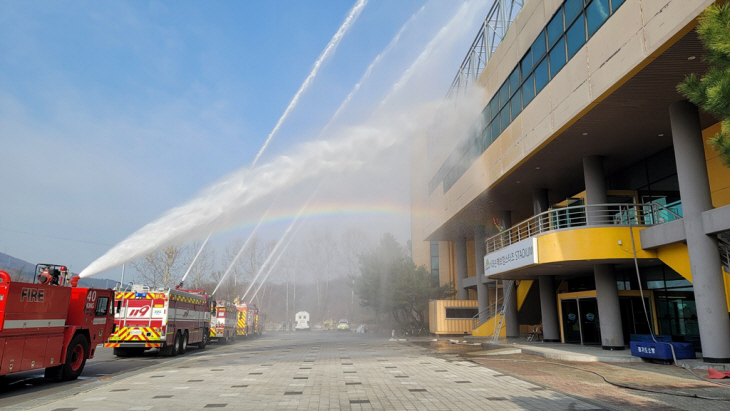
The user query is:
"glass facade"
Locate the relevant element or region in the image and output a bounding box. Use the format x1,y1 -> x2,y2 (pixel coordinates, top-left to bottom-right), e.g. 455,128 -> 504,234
429,0 -> 625,194
430,241 -> 439,286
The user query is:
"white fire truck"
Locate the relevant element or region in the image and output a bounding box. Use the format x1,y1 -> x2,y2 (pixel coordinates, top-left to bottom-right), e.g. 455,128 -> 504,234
104,285 -> 210,356
210,299 -> 237,343
0,264 -> 115,380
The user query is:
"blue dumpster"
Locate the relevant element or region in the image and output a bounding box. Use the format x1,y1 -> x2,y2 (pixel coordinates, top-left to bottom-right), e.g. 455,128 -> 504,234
629,334 -> 696,360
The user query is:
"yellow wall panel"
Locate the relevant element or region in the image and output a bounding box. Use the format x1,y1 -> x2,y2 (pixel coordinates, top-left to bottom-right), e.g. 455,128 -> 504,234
516,280 -> 534,311
466,240 -> 476,277
703,122 -> 730,207
656,242 -> 692,282
429,299 -> 478,335
537,227 -> 656,263
472,314 -> 506,338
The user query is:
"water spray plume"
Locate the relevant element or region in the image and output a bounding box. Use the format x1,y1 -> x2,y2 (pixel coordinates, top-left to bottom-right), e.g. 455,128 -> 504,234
80,0 -> 484,279
178,232 -> 212,287
248,218 -> 305,302
251,0 -> 369,167
241,189 -> 318,301
321,4 -> 426,135
211,202 -> 277,296
378,1 -> 477,110
80,121 -> 408,278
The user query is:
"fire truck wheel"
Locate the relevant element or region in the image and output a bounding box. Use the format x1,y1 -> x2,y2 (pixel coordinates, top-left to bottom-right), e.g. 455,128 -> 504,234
61,334 -> 89,380
173,331 -> 183,356
198,331 -> 208,349
160,343 -> 175,356
180,331 -> 189,354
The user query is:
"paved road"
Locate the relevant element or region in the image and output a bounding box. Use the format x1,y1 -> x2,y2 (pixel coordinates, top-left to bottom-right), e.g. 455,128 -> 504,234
0,343 -> 211,408
1,332 -> 603,411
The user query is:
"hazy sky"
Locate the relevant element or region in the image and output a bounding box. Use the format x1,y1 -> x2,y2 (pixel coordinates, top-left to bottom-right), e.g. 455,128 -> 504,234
0,0 -> 493,281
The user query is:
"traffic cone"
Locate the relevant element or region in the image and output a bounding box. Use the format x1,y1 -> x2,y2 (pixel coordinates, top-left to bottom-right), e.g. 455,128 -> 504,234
703,368 -> 729,379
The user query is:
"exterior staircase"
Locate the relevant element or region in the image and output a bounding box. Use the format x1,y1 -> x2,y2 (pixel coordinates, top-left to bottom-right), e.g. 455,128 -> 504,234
471,281 -> 514,339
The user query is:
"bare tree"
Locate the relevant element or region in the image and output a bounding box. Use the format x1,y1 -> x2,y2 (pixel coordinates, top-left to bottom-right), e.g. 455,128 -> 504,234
183,241 -> 216,290
253,239 -> 277,309
131,245 -> 187,289
210,268 -> 236,302
303,227 -> 338,321
220,238 -> 248,298
340,227 -> 370,319
219,235 -> 275,303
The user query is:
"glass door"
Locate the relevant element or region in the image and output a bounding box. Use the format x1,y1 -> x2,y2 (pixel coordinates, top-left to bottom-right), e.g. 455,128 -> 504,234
578,298 -> 601,345
561,299 -> 581,344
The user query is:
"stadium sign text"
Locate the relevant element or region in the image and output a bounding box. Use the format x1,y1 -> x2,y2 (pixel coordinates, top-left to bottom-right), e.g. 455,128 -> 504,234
484,238 -> 538,276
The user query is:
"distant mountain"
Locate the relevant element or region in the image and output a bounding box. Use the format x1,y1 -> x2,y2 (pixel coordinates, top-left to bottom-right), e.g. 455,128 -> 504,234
0,252 -> 119,289
0,252 -> 36,280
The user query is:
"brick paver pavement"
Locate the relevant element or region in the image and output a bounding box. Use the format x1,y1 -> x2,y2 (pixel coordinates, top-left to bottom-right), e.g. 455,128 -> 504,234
5,332 -> 604,411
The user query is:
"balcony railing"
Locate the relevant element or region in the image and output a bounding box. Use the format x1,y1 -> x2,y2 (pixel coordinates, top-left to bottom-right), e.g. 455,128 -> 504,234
485,203 -> 682,254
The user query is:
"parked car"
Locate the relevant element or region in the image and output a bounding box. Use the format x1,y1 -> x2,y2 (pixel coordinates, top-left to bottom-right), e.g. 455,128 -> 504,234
336,319 -> 350,331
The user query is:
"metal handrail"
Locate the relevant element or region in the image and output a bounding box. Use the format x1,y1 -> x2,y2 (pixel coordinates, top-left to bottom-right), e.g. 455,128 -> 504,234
472,297 -> 503,330
485,203 -> 682,254
447,0 -> 524,97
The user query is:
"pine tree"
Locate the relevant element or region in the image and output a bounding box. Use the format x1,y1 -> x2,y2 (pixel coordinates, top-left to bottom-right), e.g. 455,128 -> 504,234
677,3 -> 730,166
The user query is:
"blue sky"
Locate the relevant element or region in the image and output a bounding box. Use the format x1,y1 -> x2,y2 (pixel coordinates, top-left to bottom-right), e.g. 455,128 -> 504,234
0,0 -> 493,279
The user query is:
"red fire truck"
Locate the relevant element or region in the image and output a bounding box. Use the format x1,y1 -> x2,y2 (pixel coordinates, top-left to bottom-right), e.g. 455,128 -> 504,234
250,304 -> 262,336
104,285 -> 210,356
235,303 -> 248,338
0,264 -> 115,381
235,303 -> 262,338
210,299 -> 237,343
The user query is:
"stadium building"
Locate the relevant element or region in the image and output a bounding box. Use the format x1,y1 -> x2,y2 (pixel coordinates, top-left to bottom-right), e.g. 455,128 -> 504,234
413,0 -> 730,362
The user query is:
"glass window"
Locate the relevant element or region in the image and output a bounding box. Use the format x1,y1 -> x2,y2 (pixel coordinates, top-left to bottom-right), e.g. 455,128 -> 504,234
612,0 -> 625,13
499,82 -> 510,108
564,0 -> 583,26
95,297 -> 110,316
587,0 -> 610,38
566,14 -> 586,59
491,117 -> 500,142
500,107 -> 510,131
549,37 -> 567,78
531,31 -> 547,62
521,74 -> 535,107
489,97 -> 498,120
445,308 -> 478,319
481,124 -> 491,151
547,8 -> 564,48
521,51 -> 533,77
510,91 -> 522,121
481,105 -> 490,126
509,68 -> 520,96
534,57 -> 549,93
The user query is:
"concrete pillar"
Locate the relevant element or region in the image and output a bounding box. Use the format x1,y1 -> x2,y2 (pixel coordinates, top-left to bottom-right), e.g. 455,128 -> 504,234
497,210 -> 518,337
538,276 -> 560,342
594,264 -> 624,349
533,188 -> 559,341
670,101 -> 730,362
583,156 -> 607,225
532,188 -> 549,214
504,280 -> 519,338
498,210 -> 512,230
455,237 -> 468,300
584,156 -> 624,349
474,226 -> 490,324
